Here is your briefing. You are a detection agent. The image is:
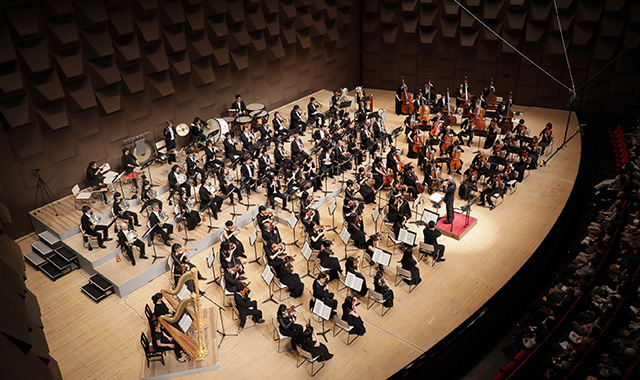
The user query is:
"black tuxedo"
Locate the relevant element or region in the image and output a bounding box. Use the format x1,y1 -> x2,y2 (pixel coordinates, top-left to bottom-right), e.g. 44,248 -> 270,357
186,156 -> 205,185
312,280 -> 338,310
291,139 -> 304,159
81,213 -> 108,246
204,147 -> 224,170
234,292 -> 262,328
117,229 -> 145,264
232,100 -> 247,114
423,227 -> 444,260
168,171 -> 190,197
224,138 -> 242,160
198,185 -> 222,217
290,109 -> 307,133
149,211 -> 172,243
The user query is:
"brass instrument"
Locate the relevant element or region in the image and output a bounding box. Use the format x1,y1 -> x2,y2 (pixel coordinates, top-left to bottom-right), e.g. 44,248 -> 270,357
175,172 -> 187,185
124,229 -> 137,246
225,174 -> 235,186
186,197 -> 196,211
88,212 -> 101,229
159,268 -> 209,361
158,210 -> 170,224
204,184 -> 217,195
146,187 -> 157,199
119,199 -> 130,214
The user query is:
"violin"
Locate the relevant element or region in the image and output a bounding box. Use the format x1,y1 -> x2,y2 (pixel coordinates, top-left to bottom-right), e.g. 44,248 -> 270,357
239,282 -> 251,296
229,263 -> 243,274
284,303 -> 303,318
271,242 -> 286,254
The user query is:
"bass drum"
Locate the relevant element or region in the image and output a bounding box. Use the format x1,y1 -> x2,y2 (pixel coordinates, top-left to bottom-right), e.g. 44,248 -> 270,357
206,118 -> 229,142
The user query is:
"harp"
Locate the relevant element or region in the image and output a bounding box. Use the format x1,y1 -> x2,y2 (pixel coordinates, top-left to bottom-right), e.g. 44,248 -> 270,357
158,268 -> 209,361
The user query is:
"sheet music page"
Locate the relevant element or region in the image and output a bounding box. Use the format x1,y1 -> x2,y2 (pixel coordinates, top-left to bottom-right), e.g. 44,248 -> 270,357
345,271 -> 364,291
249,228 -> 257,246
372,206 -> 380,223
206,250 -> 214,268
287,213 -> 297,229
177,285 -> 191,300
339,226 -> 351,245
178,314 -> 193,332
261,264 -> 274,285
313,299 -> 331,320
399,228 -> 416,246
301,241 -> 312,261
422,210 -> 438,225
429,193 -> 444,203
373,248 -> 391,267
328,199 -> 337,215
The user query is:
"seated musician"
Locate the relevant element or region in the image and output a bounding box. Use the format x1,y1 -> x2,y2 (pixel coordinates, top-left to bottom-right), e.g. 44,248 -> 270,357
343,198 -> 363,220
515,119 -> 529,138
345,256 -> 368,296
330,90 -> 341,112
272,111 -> 289,140
302,208 -> 320,234
223,133 -> 243,162
273,141 -> 290,171
386,146 -> 401,176
303,156 -> 322,192
460,167 -> 479,199
406,124 -> 420,159
240,125 -> 259,159
240,159 -> 258,194
355,101 -> 367,123
440,126 -> 456,156
454,83 -> 467,108
318,240 -> 342,281
527,136 -> 541,169
483,118 -> 500,149
360,125 -> 375,152
341,296 -> 366,336
113,192 -> 140,228
400,244 -> 422,285
490,140 -> 505,159
149,203 -> 172,246
355,168 -> 376,204
372,156 -> 387,190
81,205 -> 110,250
502,162 -> 518,183
344,180 -> 361,203
320,147 -> 336,180
121,147 -> 140,190
277,304 -> 304,339
178,191 -> 200,231
312,124 -> 327,145
261,221 -> 282,246
285,164 -> 302,194
423,220 -> 445,262
373,269 -> 395,308
140,179 -> 163,212
258,149 -> 275,178
401,165 -> 420,200
436,92 -> 447,109
307,97 -> 325,128
198,177 -> 222,220
215,166 -> 242,205
220,241 -> 245,275
151,320 -> 187,363
170,243 -> 206,286
297,325 -> 333,361
335,140 -> 351,174
257,121 -> 273,145
346,213 -> 366,249
265,242 -> 285,269
204,140 -> 223,172
255,205 -> 273,229
234,283 -> 265,328
513,152 -> 529,183
232,94 -> 247,115
448,143 -> 464,175
86,161 -> 108,203
539,122 -> 553,154
478,174 -> 504,210
392,215 -> 408,241
273,255 -> 304,298
290,105 -> 307,135
309,223 -> 328,251
266,175 -> 288,210
312,273 -> 338,314
458,115 -> 474,146
185,150 -> 205,186
164,121 -> 177,164
347,134 -> 364,166
290,134 -> 305,161
190,117 -> 207,143
151,292 -> 173,319
117,222 -> 147,265
221,220 -> 246,258
168,164 -> 190,197
471,150 -> 488,170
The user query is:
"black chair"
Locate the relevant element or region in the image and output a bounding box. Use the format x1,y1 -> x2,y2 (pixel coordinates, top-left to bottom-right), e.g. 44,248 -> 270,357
144,304 -> 155,329
140,332 -> 165,368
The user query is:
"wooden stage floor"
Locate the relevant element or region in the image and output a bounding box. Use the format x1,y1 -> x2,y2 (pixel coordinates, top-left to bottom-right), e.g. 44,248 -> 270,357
22,88 -> 581,380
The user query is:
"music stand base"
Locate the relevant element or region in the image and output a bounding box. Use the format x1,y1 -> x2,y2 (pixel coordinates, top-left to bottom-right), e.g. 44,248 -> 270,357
262,295 -> 278,304
151,254 -> 166,265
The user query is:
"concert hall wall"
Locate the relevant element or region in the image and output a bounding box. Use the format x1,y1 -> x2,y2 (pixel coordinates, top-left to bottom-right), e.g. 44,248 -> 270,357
0,0 -> 361,238
360,0 -> 640,115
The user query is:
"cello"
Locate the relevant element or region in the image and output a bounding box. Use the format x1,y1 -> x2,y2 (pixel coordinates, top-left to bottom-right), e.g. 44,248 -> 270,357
418,102 -> 430,128
443,89 -> 458,126
486,78 -> 497,111
498,91 -> 514,134
400,76 -> 414,115
449,146 -> 462,172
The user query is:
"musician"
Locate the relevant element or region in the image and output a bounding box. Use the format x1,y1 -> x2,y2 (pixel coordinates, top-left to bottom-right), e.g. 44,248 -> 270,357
527,136 -> 541,169
460,167 -> 479,200
386,146 -> 401,176
449,143 -> 464,175
266,175 -> 288,210
478,174 -> 504,210
215,166 -> 242,205
421,80 -> 436,104
307,97 -> 325,128
298,325 -> 333,361
373,269 -> 394,307
240,126 -> 259,159
515,119 -> 529,137
400,244 -> 422,285
402,165 -> 420,200
151,292 -> 173,318
372,156 -> 387,190
198,178 -> 222,220
455,83 -> 470,107
285,164 -> 302,194
121,147 -> 140,190
334,142 -> 350,174
423,220 -> 445,262
117,222 -> 147,265
151,320 -> 187,363
343,199 -> 362,221
436,92 -> 448,109
347,213 -> 367,249
273,255 -> 304,298
204,140 -> 224,172
261,221 -> 282,245
81,205 -> 109,250
309,223 -> 328,251
290,134 -> 305,161
312,124 -> 327,145
171,243 -> 206,283
234,283 -> 265,328
484,118 -> 500,149
190,117 -> 207,143
232,94 -> 247,115
168,164 -> 190,197
272,141 -> 288,171
86,161 -> 108,203
347,134 -> 363,166
344,181 -> 361,204
471,150 -> 488,170
256,149 -> 272,178
513,153 -> 529,183
303,156 -> 322,192
265,242 -> 286,268
223,132 -> 242,162
392,215 -> 408,241
320,147 -> 336,179
355,100 -> 367,123
330,90 -> 341,112
257,120 -> 273,145
149,203 -> 173,246
221,220 -> 246,258
480,84 -> 495,109
539,122 -> 553,154
490,140 -> 505,159
113,192 -> 140,228
360,123 -> 375,152
442,175 -> 456,224
412,92 -> 423,117
341,296 -> 366,336
178,191 -> 201,230
440,126 -> 456,157
458,115 -> 475,146
277,304 -> 304,339
163,120 -> 177,164
185,150 -> 205,186
302,208 -> 320,234
312,273 -> 338,313
355,168 -> 376,204
345,256 -> 368,296
290,105 -> 307,135
395,83 -> 406,115
356,87 -> 369,110
220,241 -> 245,274
406,124 -> 421,159
240,159 -> 258,194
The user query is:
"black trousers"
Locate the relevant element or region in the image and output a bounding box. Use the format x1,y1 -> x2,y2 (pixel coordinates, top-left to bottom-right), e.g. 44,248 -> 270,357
268,191 -> 287,209
86,225 -> 108,245
120,210 -> 139,227
151,224 -> 173,243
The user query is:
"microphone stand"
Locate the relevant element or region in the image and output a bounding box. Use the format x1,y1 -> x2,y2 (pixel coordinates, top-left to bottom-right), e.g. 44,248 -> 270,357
216,303 -> 237,349
203,199 -> 216,233
225,185 -> 241,218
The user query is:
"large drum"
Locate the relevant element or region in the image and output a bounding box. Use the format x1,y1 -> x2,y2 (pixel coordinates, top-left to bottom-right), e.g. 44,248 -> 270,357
252,110 -> 269,126
246,103 -> 265,114
236,115 -> 252,125
206,118 -> 229,142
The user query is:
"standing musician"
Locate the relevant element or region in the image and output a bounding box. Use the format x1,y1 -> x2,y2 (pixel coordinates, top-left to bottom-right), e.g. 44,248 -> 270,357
480,84 -> 496,109
290,105 -> 307,135
234,283 -> 265,328
303,156 -> 322,192
240,125 -> 259,159
113,192 -> 140,228
149,203 -> 173,246
455,82 -> 470,108
86,161 -> 109,203
121,147 -> 140,191
164,120 -> 177,164
421,79 -> 436,104
373,269 -> 395,308
272,111 -> 290,140
117,222 -> 147,265
441,175 -> 456,224
232,94 -> 247,115
198,177 -> 222,220
215,166 -> 243,205
240,159 -> 258,194
81,205 -> 110,250
313,273 -> 338,314
273,255 -> 304,298
266,174 -> 288,210
177,191 -> 200,230
257,149 -> 275,178
307,97 -> 325,128
186,150 -> 205,186
539,122 -> 553,154
168,164 -> 190,197
290,134 -> 305,161
423,220 -> 445,262
458,114 -> 475,147
341,296 -> 366,336
190,117 -> 207,143
356,168 -> 376,204
221,220 -> 246,258
478,174 -> 504,210
223,132 -> 243,162
204,140 -> 224,172
395,83 -> 407,115
412,92 -> 423,117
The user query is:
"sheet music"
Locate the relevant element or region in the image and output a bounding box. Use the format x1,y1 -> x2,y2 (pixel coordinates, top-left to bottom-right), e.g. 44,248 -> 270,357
301,241 -> 312,261
429,193 -> 444,204
328,199 -> 337,216
249,228 -> 257,246
287,213 -> 298,229
261,264 -> 274,285
372,248 -> 391,267
312,298 -> 332,321
372,206 -> 380,223
345,271 -> 364,291
206,250 -> 214,268
398,228 -> 416,246
339,225 -> 351,245
177,284 -> 191,300
421,209 -> 439,225
178,313 -> 193,333
412,194 -> 422,210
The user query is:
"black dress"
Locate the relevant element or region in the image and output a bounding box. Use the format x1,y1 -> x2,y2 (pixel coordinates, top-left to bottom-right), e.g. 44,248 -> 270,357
274,261 -> 304,298
179,200 -> 201,230
374,279 -> 394,308
318,249 -> 342,280
345,262 -> 368,297
341,301 -> 366,336
401,249 -> 422,285
301,332 -> 332,361
277,314 -> 304,338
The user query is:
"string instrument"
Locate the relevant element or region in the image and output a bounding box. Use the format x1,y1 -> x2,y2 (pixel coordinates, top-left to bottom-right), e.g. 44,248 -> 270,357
271,242 -> 286,254
284,303 -> 303,318
424,149 -> 435,166
449,148 -> 462,171
471,103 -> 486,130
486,78 -> 497,111
461,76 -> 473,117
400,76 -> 414,115
412,172 -> 424,193
229,263 -> 243,274
412,132 -> 424,153
440,133 -> 454,153
499,91 -> 514,133
380,166 -> 394,186
492,144 -> 503,157
239,282 -> 251,296
430,120 -> 443,138
418,103 -> 430,126
444,89 -> 458,126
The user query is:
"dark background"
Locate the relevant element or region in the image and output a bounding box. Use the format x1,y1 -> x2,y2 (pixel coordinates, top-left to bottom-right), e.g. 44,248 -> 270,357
0,0 -> 638,238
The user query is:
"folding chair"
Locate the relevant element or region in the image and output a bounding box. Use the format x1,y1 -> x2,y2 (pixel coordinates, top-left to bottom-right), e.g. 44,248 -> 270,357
295,345 -> 325,377
367,289 -> 391,316
272,318 -> 293,353
395,265 -> 418,293
333,318 -> 359,345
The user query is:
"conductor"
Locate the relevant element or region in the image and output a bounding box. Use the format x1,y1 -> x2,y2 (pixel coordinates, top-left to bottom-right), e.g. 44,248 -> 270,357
442,175 -> 456,225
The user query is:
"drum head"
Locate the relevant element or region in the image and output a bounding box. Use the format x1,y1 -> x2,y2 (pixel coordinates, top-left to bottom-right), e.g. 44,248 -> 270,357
250,110 -> 261,118
130,139 -> 156,165
206,118 -> 221,139
176,123 -> 190,136
237,116 -> 252,124
246,103 -> 265,113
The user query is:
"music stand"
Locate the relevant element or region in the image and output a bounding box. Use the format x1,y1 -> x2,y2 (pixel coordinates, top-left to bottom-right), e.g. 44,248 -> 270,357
456,195 -> 477,228
176,212 -> 195,245
248,228 -> 261,265
397,228 -> 417,247
327,199 -> 338,233
344,271 -> 364,297
224,185 -> 241,218
370,247 -> 392,276
338,225 -> 354,261
311,299 -> 332,342
420,209 -> 439,227
141,225 -> 165,264
287,213 -> 300,248
206,248 -> 220,286
428,192 -> 444,219
300,240 -> 314,279
239,178 -> 256,210
202,199 -> 216,233
261,264 -> 278,305
372,206 -> 380,234
409,194 -> 424,225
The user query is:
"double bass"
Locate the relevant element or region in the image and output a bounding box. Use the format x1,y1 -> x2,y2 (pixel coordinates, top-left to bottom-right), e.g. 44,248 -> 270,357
400,76 -> 414,115
486,78 -> 497,111
443,89 -> 458,126
498,91 -> 514,134
471,101 -> 486,130
460,76 -> 473,117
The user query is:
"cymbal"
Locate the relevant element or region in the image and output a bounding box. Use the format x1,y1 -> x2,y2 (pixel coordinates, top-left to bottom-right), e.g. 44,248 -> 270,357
166,149 -> 179,154
176,123 -> 190,136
